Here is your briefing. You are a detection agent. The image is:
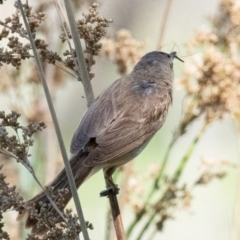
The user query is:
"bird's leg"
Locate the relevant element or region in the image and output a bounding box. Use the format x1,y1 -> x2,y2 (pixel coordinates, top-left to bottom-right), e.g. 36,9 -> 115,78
100,167 -> 120,197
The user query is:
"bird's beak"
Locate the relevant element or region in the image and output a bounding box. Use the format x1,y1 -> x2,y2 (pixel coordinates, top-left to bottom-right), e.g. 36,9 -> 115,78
170,52 -> 184,62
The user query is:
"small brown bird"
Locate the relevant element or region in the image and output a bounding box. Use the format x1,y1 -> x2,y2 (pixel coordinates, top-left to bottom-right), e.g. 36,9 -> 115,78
24,51 -> 182,234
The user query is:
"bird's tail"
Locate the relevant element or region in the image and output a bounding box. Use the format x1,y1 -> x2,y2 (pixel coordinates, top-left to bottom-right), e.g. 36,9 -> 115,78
20,151 -> 93,235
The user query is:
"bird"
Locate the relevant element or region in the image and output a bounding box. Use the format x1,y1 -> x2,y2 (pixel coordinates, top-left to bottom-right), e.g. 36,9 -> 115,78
22,51 -> 182,234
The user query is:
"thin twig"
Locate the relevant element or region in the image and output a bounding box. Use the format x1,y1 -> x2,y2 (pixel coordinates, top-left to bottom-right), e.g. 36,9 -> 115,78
23,162 -> 66,223
24,165 -> 80,240
17,1 -> 88,239
54,62 -> 78,79
104,208 -> 112,240
63,0 -> 95,107
126,137 -> 176,236
0,21 -> 29,39
135,123 -> 208,240
105,164 -> 132,240
107,189 -> 126,240
172,123 -> 208,182
52,0 -> 79,76
157,0 -> 174,50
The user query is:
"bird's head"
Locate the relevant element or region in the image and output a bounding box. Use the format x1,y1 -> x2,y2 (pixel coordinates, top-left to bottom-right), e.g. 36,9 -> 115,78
132,51 -> 183,75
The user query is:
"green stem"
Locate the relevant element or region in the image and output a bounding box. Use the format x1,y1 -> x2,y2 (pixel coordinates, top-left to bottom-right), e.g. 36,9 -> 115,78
126,137 -> 176,236
134,123 -> 208,240
172,123 -> 207,182
138,214 -> 155,240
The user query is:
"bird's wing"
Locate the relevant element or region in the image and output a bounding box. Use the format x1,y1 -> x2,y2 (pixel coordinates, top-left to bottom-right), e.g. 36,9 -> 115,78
70,75 -> 169,167
70,78 -> 124,155
82,115 -> 155,167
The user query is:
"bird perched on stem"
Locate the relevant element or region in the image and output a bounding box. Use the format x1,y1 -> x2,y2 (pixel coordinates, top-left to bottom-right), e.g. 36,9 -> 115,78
22,51 -> 183,234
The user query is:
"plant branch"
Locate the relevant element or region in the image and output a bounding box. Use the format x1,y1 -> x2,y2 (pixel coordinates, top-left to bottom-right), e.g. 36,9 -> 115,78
172,123 -> 208,182
17,1 -> 89,239
107,189 -> 126,240
63,0 -> 94,107
0,21 -> 29,39
22,162 -> 67,223
126,137 -> 176,236
135,122 -> 208,240
52,0 -> 79,76
157,0 -> 174,50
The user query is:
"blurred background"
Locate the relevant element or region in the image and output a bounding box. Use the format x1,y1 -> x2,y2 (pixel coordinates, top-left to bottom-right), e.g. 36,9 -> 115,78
1,0 -> 240,240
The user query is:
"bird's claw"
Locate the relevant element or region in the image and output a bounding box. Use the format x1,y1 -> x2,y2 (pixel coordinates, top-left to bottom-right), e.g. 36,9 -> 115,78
100,184 -> 120,197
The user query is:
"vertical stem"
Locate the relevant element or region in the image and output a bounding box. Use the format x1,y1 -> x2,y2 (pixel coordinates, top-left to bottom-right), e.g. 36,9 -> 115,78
63,0 -> 95,107
107,190 -> 126,240
17,1 -> 89,239
157,0 -> 174,49
106,163 -> 133,240
44,64 -> 58,184
104,209 -> 112,240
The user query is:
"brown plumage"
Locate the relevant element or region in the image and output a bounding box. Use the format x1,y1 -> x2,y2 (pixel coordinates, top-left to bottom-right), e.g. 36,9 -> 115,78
23,51 -> 181,234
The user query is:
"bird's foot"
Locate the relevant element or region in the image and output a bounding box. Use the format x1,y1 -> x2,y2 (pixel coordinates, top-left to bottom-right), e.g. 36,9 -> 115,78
100,184 -> 120,197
